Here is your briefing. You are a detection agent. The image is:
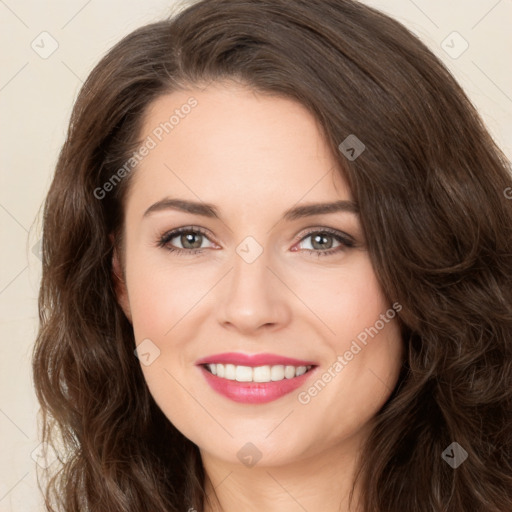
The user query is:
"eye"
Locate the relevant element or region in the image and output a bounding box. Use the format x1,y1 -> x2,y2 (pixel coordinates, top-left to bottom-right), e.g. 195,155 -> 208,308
157,226 -> 355,257
294,228 -> 355,257
157,226 -> 215,255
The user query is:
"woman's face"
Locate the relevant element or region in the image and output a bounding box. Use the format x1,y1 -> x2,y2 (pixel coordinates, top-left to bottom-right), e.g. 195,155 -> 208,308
114,82 -> 404,469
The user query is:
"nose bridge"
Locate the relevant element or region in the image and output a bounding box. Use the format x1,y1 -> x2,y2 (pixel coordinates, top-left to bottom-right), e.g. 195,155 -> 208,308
231,244 -> 270,295
218,239 -> 290,332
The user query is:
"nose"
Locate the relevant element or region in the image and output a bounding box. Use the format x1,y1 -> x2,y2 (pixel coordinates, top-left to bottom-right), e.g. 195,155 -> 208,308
217,247 -> 292,335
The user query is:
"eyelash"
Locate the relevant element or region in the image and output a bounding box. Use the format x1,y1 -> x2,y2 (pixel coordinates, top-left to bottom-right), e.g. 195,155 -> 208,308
156,226 -> 355,257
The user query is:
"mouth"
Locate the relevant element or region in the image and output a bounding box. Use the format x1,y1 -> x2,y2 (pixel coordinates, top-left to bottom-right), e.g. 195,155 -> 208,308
196,354 -> 319,404
201,362 -> 316,383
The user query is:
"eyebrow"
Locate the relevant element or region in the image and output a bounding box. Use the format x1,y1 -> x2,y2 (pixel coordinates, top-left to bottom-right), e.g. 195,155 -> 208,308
143,197 -> 359,221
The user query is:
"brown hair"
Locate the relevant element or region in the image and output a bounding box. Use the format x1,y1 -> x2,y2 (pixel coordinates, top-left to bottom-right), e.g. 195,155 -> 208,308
32,0 -> 512,510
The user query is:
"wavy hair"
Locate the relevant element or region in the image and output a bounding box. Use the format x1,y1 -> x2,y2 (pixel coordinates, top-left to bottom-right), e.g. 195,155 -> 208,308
32,0 -> 512,510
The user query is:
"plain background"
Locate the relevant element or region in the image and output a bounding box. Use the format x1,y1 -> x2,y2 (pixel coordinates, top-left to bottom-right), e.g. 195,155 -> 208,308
1,0 -> 511,509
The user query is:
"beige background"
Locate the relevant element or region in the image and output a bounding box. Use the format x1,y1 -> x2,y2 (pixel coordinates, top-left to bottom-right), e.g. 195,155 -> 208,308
1,0 -> 511,509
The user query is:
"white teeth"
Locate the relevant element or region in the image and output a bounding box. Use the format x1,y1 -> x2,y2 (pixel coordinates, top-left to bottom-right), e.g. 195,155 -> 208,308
205,363 -> 313,382
270,365 -> 285,381
253,365 -> 271,382
235,365 -> 253,382
224,364 -> 236,380
284,365 -> 296,379
296,366 -> 307,376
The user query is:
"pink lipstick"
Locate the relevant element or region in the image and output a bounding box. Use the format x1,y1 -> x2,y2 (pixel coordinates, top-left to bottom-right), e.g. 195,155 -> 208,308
195,352 -> 318,404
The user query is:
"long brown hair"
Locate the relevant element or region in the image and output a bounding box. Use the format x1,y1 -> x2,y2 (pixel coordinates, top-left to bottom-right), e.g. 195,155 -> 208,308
32,0 -> 512,510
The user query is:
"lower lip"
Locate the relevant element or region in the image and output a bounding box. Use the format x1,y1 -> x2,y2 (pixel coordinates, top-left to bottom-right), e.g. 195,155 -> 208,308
198,365 -> 317,404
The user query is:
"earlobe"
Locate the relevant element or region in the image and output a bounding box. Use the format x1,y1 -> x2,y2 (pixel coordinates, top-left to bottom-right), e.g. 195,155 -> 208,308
110,236 -> 132,324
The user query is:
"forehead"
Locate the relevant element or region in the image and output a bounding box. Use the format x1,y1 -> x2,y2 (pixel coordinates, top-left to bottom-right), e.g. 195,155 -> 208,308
126,83 -> 351,214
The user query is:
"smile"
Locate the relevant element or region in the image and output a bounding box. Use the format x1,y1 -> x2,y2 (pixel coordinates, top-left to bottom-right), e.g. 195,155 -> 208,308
203,363 -> 313,382
197,362 -> 318,404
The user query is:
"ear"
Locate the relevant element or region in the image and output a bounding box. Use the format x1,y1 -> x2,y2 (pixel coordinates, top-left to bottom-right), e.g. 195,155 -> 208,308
110,234 -> 132,324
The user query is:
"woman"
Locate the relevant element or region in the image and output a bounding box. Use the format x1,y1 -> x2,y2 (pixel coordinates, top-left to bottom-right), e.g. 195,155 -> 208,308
32,0 -> 512,510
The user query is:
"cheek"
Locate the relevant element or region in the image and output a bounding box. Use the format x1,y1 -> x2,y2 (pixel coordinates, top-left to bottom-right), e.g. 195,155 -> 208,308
125,250 -> 215,338
296,256 -> 404,405
296,254 -> 391,343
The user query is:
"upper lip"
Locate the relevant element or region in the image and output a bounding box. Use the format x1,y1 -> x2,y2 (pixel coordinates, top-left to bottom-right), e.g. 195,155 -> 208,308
196,352 -> 317,367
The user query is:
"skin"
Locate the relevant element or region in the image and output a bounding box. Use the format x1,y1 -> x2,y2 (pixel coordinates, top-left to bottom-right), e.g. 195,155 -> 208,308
113,82 -> 404,512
